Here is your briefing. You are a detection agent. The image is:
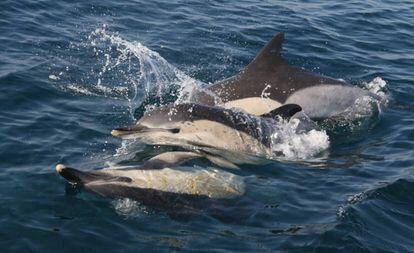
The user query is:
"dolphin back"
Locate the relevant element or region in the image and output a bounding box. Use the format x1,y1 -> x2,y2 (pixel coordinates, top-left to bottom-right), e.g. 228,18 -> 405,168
209,32 -> 345,104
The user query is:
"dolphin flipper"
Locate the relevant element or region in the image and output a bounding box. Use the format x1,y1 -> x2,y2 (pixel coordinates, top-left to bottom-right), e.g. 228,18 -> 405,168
202,154 -> 240,170
143,151 -> 203,169
261,104 -> 302,121
144,151 -> 239,170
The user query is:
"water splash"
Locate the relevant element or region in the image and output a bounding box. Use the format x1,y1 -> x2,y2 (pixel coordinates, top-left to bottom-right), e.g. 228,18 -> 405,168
53,25 -> 203,117
363,77 -> 388,101
270,118 -> 330,160
112,198 -> 152,218
319,94 -> 383,143
91,26 -> 203,104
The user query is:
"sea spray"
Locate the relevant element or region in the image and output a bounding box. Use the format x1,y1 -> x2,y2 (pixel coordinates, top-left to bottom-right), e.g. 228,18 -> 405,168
270,118 -> 330,160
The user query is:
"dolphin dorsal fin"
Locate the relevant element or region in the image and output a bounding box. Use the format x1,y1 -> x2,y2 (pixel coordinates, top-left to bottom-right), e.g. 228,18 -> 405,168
246,32 -> 285,70
261,104 -> 302,121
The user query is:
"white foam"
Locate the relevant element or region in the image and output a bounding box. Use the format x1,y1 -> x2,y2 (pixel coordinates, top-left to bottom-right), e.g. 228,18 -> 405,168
270,118 -> 330,160
363,76 -> 388,100
347,95 -> 381,119
48,74 -> 59,80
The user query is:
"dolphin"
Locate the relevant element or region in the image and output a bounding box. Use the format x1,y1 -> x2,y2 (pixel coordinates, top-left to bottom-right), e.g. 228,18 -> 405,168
56,151 -> 245,208
186,32 -> 381,119
112,103 -> 305,160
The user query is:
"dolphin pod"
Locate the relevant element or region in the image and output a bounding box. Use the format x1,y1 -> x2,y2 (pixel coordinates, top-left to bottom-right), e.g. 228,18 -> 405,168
57,32 -> 381,206
56,103 -> 303,205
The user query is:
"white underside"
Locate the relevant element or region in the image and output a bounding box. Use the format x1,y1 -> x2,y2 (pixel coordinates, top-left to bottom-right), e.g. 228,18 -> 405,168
223,97 -> 281,115
220,85 -> 375,119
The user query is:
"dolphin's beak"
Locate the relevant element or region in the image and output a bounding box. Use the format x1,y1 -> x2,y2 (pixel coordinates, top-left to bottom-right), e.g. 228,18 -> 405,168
111,128 -> 129,137
111,124 -> 148,137
111,129 -> 125,137
111,124 -> 180,138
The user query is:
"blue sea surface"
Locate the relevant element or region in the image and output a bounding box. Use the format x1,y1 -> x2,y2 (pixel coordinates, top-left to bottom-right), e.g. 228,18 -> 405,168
1,0 -> 414,252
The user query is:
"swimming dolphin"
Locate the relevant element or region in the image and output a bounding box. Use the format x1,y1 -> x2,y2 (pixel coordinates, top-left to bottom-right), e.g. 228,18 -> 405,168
188,32 -> 381,119
56,151 -> 245,208
113,103 -> 305,160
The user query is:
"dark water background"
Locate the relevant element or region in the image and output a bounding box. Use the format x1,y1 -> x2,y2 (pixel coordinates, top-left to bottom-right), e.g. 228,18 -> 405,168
1,0 -> 414,252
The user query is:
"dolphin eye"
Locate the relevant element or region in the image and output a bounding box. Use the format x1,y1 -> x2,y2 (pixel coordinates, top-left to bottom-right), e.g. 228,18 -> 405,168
169,128 -> 180,134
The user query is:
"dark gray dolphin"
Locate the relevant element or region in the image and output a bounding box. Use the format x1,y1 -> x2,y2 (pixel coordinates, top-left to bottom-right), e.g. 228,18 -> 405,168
209,33 -> 343,102
191,32 -> 380,118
